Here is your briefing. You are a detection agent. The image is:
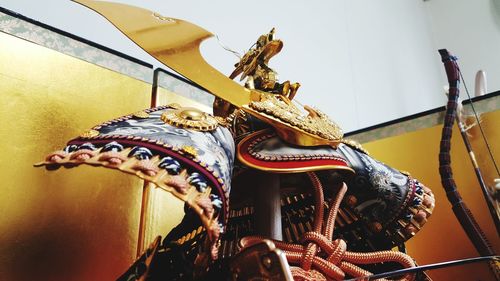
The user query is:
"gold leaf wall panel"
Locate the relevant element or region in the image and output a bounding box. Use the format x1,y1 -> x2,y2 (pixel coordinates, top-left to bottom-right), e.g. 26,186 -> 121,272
2,24 -> 499,280
156,87 -> 213,114
363,110 -> 499,281
0,32 -> 152,281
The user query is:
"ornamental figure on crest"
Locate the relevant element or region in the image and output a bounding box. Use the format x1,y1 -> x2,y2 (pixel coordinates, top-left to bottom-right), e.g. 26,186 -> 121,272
229,28 -> 301,100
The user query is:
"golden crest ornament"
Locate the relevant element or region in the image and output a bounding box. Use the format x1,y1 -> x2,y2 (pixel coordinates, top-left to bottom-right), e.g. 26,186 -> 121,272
161,107 -> 218,132
132,110 -> 150,119
80,129 -> 100,138
244,93 -> 343,146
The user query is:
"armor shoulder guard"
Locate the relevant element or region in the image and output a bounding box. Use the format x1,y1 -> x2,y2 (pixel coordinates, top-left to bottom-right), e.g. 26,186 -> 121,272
336,143 -> 435,246
37,104 -> 235,275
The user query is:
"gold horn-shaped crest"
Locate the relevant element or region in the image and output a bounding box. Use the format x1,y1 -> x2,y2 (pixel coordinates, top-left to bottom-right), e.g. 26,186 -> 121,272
73,0 -> 343,147
73,0 -> 253,107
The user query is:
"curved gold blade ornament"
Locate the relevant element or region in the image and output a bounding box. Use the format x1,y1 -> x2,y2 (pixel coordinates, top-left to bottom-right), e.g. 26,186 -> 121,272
72,0 -> 343,147
72,0 -> 251,105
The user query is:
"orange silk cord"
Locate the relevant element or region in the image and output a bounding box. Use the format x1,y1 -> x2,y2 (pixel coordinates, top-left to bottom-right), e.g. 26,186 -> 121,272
240,172 -> 416,281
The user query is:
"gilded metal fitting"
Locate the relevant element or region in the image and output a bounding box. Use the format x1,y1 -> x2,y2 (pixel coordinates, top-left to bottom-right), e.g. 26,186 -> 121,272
80,129 -> 100,138
132,110 -> 150,119
161,107 -> 218,131
340,139 -> 369,155
245,93 -> 343,146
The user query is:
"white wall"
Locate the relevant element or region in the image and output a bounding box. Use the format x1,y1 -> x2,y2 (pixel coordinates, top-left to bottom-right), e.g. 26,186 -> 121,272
424,0 -> 500,97
1,0 -> 481,132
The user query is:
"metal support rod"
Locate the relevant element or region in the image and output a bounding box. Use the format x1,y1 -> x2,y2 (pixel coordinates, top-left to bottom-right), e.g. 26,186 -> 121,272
151,68 -> 160,108
254,171 -> 283,240
136,183 -> 154,257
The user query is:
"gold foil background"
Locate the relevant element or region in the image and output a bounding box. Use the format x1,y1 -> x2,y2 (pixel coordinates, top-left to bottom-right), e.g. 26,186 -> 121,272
156,87 -> 213,114
0,32 -> 182,280
364,110 -> 499,281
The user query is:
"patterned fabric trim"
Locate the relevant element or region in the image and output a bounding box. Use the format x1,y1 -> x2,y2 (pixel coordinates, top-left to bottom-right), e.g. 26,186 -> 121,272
36,105 -> 235,230
237,129 -> 353,174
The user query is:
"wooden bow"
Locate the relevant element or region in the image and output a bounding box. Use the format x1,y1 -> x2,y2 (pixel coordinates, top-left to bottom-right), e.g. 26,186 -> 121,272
437,49 -> 496,258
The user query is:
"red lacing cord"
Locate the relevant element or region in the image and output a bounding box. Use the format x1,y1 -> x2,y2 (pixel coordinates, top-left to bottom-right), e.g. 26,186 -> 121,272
240,172 -> 415,281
